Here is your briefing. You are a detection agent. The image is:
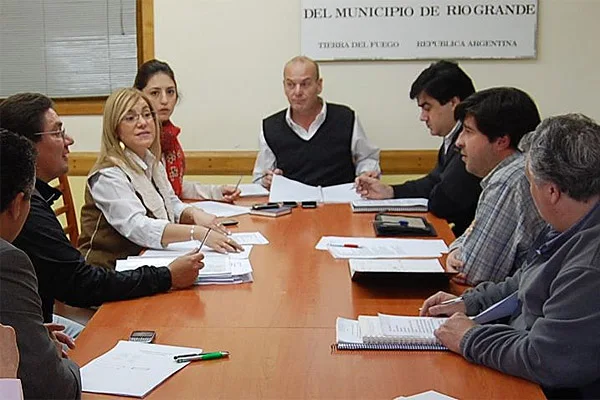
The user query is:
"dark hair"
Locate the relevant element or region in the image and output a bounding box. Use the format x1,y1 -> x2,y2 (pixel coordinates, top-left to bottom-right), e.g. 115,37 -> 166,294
409,60 -> 475,104
0,128 -> 37,212
454,87 -> 541,149
133,59 -> 178,96
0,93 -> 54,143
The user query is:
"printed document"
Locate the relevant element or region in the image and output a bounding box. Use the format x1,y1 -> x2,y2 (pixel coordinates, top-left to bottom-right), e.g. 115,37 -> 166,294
269,175 -> 361,203
315,236 -> 448,259
81,340 -> 202,397
349,259 -> 444,274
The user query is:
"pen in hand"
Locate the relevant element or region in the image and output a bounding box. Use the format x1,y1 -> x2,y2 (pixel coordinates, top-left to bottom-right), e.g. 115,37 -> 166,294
195,227 -> 212,253
233,175 -> 243,192
251,173 -> 268,184
174,351 -> 230,363
440,297 -> 463,306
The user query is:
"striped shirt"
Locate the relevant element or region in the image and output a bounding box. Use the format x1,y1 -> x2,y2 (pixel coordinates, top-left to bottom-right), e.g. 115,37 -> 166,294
449,152 -> 546,285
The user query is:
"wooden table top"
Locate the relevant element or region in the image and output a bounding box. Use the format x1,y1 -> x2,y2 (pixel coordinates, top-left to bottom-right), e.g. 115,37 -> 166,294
70,203 -> 544,399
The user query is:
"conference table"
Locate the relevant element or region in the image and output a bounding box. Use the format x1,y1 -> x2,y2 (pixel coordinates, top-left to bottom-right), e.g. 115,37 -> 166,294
70,202 -> 545,399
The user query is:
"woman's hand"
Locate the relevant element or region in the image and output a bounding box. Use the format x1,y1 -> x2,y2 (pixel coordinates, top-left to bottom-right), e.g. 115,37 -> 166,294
205,230 -> 244,254
191,209 -> 229,235
221,185 -> 241,202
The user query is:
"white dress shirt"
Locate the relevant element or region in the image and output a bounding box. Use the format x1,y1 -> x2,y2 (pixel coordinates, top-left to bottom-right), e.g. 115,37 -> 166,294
252,101 -> 381,183
88,151 -> 190,249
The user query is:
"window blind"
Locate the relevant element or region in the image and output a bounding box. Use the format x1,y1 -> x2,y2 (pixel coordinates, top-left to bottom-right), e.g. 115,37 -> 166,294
0,0 -> 138,98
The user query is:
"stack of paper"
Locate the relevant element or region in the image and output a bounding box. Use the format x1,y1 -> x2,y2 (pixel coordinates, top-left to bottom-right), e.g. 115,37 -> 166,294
269,175 -> 361,203
115,232 -> 269,285
315,236 -> 448,259
394,391 -> 457,400
81,341 -> 203,397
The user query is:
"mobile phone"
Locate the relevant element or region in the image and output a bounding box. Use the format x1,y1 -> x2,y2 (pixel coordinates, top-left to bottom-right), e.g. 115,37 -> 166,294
301,201 -> 317,209
252,203 -> 280,210
282,201 -> 298,208
129,330 -> 156,343
220,219 -> 239,226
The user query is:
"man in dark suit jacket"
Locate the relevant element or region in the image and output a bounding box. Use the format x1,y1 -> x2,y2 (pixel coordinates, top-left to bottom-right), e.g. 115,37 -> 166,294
355,61 -> 482,236
0,129 -> 81,399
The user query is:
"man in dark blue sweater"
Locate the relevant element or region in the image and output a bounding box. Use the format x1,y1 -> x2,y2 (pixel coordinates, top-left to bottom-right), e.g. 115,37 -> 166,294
355,61 -> 481,236
252,56 -> 380,188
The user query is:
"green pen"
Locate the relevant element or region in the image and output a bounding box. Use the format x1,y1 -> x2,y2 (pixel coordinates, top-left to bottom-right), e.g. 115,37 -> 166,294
174,351 -> 230,363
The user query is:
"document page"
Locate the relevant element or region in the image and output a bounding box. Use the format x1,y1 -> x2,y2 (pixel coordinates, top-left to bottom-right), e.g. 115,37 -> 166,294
268,175 -> 321,202
190,201 -> 250,217
321,183 -> 362,203
378,314 -> 447,340
336,317 -> 363,344
349,259 -> 444,273
315,236 -> 448,259
81,341 -> 202,397
238,183 -> 269,197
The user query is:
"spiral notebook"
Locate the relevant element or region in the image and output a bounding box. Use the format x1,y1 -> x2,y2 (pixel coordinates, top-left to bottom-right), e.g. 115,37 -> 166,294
351,198 -> 429,213
333,315 -> 448,351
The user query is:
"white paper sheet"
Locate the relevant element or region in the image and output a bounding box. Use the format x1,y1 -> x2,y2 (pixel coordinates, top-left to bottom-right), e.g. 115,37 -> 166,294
238,183 -> 269,197
269,175 -> 361,203
315,236 -> 448,259
394,390 -> 457,400
190,201 -> 250,217
81,341 -> 201,398
140,244 -> 252,259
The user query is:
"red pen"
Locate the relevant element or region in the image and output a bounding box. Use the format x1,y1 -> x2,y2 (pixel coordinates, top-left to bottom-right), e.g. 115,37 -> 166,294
329,243 -> 361,248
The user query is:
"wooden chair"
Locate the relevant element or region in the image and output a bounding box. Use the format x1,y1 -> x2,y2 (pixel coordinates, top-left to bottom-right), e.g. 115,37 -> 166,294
53,174 -> 79,247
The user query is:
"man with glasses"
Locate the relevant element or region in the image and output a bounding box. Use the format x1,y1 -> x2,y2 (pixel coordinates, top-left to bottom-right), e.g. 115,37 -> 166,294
252,55 -> 381,188
0,129 -> 81,399
0,93 -> 205,339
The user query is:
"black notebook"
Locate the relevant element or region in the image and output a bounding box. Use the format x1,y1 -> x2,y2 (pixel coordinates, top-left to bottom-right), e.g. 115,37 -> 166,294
333,316 -> 448,351
373,213 -> 436,237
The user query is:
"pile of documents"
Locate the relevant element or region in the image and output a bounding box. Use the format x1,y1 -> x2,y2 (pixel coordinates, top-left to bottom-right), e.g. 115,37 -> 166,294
269,175 -> 361,203
115,232 -> 269,285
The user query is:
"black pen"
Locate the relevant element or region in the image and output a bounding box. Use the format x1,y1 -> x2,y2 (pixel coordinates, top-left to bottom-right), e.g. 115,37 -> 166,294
251,173 -> 268,184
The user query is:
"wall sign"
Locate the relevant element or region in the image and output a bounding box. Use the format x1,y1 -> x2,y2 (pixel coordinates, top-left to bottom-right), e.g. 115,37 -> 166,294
301,0 -> 538,60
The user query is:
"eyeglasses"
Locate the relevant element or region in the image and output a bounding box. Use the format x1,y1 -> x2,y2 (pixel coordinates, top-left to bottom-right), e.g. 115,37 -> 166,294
33,127 -> 66,140
121,110 -> 155,125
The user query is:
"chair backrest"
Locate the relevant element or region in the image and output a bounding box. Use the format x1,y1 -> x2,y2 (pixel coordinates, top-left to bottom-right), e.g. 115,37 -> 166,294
53,174 -> 79,247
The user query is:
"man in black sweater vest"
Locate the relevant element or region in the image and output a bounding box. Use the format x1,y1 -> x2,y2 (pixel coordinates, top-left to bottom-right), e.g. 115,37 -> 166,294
354,61 -> 482,236
252,56 -> 380,188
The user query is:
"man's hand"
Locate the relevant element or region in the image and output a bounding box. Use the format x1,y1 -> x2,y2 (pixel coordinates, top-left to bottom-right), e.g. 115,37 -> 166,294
0,324 -> 19,378
168,251 -> 205,289
434,313 -> 476,353
419,291 -> 466,317
359,170 -> 380,179
446,249 -> 464,270
44,323 -> 75,358
354,175 -> 393,199
221,185 -> 241,203
262,169 -> 283,189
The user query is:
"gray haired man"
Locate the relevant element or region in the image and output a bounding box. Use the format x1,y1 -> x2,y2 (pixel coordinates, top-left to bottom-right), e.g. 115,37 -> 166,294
420,114 -> 600,399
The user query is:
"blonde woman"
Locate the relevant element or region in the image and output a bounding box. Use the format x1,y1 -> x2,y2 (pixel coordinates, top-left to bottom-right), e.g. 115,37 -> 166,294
78,88 -> 242,269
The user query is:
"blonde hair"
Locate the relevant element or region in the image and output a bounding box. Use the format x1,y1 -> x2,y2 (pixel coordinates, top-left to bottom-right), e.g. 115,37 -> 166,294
92,88 -> 161,175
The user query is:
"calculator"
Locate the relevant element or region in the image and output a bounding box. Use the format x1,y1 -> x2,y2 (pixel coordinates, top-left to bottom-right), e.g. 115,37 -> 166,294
129,330 -> 156,343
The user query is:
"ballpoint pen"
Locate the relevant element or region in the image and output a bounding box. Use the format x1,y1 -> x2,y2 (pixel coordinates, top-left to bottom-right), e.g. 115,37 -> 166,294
251,173 -> 268,183
195,227 -> 212,253
439,297 -> 463,305
174,351 -> 230,363
233,175 -> 243,192
329,243 -> 361,248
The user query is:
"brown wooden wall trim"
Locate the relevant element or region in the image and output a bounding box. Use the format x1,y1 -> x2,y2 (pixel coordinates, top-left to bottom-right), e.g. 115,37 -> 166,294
67,150 -> 437,176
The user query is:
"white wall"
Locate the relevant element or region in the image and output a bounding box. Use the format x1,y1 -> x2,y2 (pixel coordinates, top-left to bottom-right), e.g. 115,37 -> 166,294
64,0 -> 600,152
